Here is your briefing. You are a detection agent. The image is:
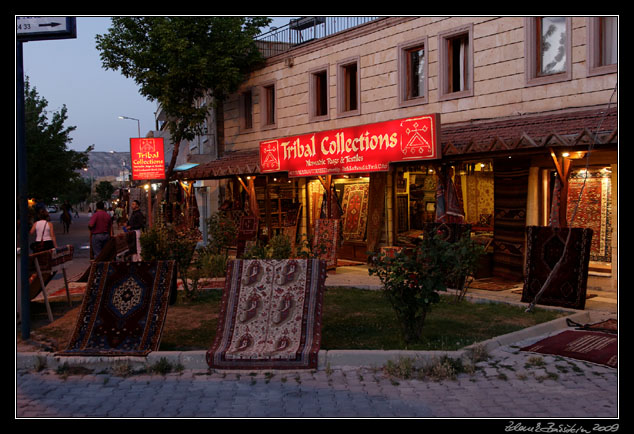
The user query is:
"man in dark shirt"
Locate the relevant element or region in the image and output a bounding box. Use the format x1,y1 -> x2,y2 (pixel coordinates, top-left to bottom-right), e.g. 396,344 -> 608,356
125,200 -> 146,261
88,201 -> 113,258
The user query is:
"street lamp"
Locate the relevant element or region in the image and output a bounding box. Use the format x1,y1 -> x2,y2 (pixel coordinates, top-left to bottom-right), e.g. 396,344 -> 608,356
118,115 -> 141,137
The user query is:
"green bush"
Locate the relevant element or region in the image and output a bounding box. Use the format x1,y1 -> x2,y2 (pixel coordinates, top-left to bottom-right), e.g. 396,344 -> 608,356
369,231 -> 483,344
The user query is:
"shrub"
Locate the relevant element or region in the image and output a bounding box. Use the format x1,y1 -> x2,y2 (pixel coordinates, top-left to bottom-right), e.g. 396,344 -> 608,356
140,220 -> 201,297
369,231 -> 483,344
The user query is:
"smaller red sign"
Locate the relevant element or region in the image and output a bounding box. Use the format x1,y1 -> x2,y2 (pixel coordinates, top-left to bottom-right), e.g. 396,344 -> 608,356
130,138 -> 166,180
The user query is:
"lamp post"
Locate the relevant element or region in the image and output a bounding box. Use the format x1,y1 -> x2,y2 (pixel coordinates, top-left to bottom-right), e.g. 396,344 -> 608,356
118,115 -> 141,137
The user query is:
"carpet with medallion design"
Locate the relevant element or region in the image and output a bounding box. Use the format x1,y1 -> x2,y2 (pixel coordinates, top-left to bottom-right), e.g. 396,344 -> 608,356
57,261 -> 176,357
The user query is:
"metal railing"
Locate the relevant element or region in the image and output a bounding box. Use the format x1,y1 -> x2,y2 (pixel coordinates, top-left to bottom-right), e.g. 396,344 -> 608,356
255,16 -> 382,58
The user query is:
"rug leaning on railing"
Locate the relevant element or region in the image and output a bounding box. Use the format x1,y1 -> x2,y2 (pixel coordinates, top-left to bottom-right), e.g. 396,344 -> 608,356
57,260 -> 177,357
207,259 -> 327,370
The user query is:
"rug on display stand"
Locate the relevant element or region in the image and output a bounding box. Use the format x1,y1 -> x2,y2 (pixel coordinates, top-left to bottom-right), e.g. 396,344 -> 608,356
341,183 -> 369,241
521,329 -> 617,368
521,226 -> 593,310
57,260 -> 177,357
206,259 -> 327,370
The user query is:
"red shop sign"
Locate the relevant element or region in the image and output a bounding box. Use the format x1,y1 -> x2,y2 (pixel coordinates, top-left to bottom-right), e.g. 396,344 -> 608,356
260,114 -> 440,177
130,137 -> 166,180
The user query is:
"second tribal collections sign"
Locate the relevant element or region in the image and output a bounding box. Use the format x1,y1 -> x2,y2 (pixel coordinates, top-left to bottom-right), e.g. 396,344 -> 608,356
260,114 -> 440,177
130,138 -> 166,180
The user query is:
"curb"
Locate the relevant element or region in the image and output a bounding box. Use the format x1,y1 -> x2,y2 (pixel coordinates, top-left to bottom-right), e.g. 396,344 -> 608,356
16,311 -> 593,373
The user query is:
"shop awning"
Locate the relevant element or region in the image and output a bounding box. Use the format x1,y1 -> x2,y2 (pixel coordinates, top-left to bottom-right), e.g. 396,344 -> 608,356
441,106 -> 617,158
174,148 -> 265,180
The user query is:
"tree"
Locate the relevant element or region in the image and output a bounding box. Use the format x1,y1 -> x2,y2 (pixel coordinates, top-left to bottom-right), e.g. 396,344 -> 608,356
95,180 -> 115,203
23,77 -> 92,203
95,16 -> 271,188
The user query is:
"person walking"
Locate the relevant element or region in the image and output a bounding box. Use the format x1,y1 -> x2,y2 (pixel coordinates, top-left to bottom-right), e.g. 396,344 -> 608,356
88,201 -> 113,259
125,200 -> 146,261
29,208 -> 57,253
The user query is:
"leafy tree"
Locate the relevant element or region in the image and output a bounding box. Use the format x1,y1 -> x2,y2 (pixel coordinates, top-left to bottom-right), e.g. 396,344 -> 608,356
95,16 -> 271,186
23,78 -> 91,203
95,180 -> 115,202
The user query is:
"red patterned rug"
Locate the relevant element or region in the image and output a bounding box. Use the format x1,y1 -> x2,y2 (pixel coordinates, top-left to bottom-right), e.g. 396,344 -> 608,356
314,219 -> 339,269
341,183 -> 369,241
207,259 -> 326,370
521,330 -> 617,368
57,261 -> 177,357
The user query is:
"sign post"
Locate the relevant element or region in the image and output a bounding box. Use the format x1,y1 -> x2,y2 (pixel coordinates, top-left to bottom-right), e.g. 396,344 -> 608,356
16,16 -> 77,339
130,137 -> 166,229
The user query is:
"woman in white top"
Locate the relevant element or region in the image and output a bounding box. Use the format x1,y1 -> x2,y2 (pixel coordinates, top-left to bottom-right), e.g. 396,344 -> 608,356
29,208 -> 57,252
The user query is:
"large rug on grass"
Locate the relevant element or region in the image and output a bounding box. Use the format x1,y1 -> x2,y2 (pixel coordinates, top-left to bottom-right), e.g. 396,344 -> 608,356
521,330 -> 617,368
207,259 -> 327,370
57,261 -> 176,357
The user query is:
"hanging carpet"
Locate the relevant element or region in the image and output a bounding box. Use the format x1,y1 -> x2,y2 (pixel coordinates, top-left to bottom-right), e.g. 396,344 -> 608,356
521,329 -> 617,368
492,161 -> 529,280
341,183 -> 369,241
206,259 -> 327,370
566,169 -> 612,263
57,261 -> 177,357
314,218 -> 340,269
521,226 -> 593,310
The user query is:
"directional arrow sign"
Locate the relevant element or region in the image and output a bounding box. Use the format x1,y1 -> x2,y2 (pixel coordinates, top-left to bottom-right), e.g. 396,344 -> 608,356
16,17 -> 76,41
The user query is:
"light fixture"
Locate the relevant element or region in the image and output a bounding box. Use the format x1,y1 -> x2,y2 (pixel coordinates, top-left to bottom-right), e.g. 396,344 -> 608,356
119,115 -> 141,137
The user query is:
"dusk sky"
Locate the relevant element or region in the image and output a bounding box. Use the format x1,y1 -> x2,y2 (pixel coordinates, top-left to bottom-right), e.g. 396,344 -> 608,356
19,16 -> 296,154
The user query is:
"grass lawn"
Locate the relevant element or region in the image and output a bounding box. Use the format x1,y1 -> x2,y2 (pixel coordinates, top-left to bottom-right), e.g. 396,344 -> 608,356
24,287 -> 566,352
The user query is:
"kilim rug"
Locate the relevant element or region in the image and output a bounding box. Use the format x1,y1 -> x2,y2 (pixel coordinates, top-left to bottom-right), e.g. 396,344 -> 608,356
206,259 -> 327,370
341,183 -> 369,241
57,261 -> 177,357
492,160 -> 529,280
366,172 -> 387,254
521,330 -> 617,368
566,169 -> 612,263
314,218 -> 340,269
521,226 -> 593,310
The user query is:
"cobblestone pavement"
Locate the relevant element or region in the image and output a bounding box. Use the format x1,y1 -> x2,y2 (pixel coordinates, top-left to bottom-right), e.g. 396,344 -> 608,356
16,336 -> 618,420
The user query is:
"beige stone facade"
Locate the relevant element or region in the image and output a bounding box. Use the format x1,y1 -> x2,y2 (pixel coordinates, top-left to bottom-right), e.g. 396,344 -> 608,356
180,16 -> 618,291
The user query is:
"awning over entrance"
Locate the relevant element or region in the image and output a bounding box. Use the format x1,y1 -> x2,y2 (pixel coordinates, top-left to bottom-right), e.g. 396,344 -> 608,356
174,149 -> 263,180
441,106 -> 617,158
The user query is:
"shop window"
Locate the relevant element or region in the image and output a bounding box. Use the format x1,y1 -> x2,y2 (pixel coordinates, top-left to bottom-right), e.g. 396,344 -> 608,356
438,24 -> 474,100
398,37 -> 428,107
525,17 -> 572,86
309,66 -> 329,121
588,17 -> 618,76
261,82 -> 276,128
337,57 -> 360,116
394,162 -> 494,246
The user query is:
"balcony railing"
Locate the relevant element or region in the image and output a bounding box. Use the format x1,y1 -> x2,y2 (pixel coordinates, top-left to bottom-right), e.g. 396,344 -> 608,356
255,16 -> 382,58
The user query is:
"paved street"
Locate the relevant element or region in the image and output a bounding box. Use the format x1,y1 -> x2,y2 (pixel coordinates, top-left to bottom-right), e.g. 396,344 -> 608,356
16,331 -> 618,419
